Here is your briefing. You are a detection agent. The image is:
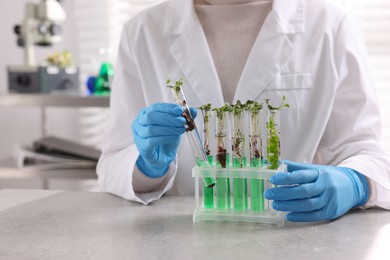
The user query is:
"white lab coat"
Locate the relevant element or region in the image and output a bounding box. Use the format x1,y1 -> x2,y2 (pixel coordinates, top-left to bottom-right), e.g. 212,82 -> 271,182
97,0 -> 390,208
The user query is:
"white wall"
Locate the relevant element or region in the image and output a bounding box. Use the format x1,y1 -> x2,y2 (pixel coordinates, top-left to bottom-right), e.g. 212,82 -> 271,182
0,0 -> 80,159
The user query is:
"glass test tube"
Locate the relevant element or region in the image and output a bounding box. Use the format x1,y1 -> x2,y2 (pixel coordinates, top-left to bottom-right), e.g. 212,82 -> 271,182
169,86 -> 215,188
266,109 -> 281,170
214,110 -> 230,210
202,110 -> 213,164
249,110 -> 264,212
201,109 -> 214,208
231,111 -> 248,211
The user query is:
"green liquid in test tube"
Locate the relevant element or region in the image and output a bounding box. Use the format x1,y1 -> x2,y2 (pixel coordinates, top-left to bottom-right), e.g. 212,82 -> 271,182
198,106 -> 214,209
213,107 -> 230,210
248,101 -> 265,212
202,156 -> 214,208
231,106 -> 248,211
167,79 -> 215,188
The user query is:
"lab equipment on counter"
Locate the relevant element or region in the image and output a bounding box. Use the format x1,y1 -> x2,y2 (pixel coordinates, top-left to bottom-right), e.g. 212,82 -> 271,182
7,0 -> 80,94
86,62 -> 113,96
192,97 -> 289,226
33,136 -> 101,161
8,64 -> 79,94
14,136 -> 100,170
167,79 -> 215,188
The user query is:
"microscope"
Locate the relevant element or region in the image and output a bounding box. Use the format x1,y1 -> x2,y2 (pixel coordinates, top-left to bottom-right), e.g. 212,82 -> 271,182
8,0 -> 79,93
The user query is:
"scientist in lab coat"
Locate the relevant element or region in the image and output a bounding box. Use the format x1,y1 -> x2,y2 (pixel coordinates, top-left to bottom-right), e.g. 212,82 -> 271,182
97,0 -> 390,222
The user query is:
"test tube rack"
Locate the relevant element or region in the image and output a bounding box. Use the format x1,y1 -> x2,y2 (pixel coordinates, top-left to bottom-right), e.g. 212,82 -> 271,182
193,164 -> 287,227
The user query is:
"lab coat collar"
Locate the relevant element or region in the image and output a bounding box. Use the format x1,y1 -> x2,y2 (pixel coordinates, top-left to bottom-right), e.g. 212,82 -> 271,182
165,0 -> 304,105
233,11 -> 294,103
166,0 -> 225,107
165,0 -> 305,35
165,0 -> 196,36
272,0 -> 305,34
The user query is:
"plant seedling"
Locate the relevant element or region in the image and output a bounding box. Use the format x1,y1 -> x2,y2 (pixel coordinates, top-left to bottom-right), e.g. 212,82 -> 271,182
198,103 -> 212,156
166,78 -> 195,131
265,96 -> 289,169
246,101 -> 263,164
212,103 -> 231,168
231,101 -> 247,168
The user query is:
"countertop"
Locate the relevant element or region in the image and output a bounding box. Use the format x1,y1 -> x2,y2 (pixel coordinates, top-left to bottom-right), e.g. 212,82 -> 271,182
0,189 -> 389,260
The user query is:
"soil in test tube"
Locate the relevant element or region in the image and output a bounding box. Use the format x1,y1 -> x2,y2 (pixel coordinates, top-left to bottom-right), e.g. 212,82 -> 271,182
196,157 -> 214,208
216,144 -> 230,209
203,153 -> 214,208
167,79 -> 215,187
182,102 -> 195,132
213,106 -> 231,210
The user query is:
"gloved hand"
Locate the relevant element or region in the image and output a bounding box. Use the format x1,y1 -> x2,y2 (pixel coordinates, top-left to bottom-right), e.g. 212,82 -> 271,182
264,160 -> 369,222
131,103 -> 196,178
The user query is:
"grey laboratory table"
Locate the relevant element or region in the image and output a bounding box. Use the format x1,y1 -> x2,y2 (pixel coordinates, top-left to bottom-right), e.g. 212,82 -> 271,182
0,189 -> 389,260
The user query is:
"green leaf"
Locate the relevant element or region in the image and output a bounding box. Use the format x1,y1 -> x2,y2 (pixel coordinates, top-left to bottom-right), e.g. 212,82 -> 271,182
265,95 -> 290,111
198,103 -> 212,111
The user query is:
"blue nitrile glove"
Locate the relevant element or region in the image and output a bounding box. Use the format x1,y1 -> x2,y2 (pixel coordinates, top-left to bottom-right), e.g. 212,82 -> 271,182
264,160 -> 369,222
131,103 -> 197,178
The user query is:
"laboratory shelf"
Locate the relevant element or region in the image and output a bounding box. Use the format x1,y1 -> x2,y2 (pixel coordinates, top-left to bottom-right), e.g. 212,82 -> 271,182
0,93 -> 110,136
0,94 -> 106,185
0,164 -> 97,180
0,93 -> 110,107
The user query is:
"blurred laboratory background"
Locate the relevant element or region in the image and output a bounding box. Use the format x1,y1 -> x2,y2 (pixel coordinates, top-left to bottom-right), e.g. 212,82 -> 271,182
0,0 -> 389,191
0,0 -> 159,190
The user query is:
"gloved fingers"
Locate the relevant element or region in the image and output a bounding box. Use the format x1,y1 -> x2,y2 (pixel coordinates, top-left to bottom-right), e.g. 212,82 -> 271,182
271,196 -> 327,212
264,182 -> 325,200
137,110 -> 186,127
282,160 -> 316,172
133,124 -> 185,139
134,134 -> 180,149
270,169 -> 319,185
189,107 -> 197,119
282,160 -> 329,172
286,210 -> 329,222
146,103 -> 183,115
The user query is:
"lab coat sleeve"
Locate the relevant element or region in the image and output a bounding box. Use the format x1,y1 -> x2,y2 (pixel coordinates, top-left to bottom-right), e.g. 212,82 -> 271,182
316,12 -> 390,209
96,23 -> 177,205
